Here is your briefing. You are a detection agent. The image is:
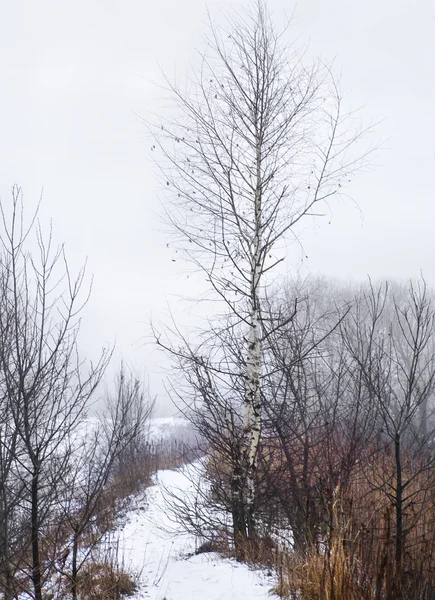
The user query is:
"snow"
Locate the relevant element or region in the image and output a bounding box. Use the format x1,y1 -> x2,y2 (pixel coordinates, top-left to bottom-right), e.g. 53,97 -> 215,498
63,416 -> 278,599
112,464 -> 279,600
146,416 -> 196,446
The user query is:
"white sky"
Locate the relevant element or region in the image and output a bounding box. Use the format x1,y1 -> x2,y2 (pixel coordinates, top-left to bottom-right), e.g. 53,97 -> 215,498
0,0 -> 434,413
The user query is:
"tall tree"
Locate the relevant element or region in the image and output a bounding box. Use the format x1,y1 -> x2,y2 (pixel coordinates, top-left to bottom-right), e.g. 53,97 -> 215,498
154,1 -> 371,544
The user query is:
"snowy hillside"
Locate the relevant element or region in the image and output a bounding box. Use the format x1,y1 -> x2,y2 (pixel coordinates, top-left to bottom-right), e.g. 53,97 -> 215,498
146,416 -> 195,446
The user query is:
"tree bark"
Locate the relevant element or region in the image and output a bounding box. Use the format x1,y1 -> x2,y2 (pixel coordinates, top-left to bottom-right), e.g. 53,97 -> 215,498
394,433 -> 403,569
31,467 -> 43,600
231,464 -> 247,559
71,532 -> 79,600
244,122 -> 263,540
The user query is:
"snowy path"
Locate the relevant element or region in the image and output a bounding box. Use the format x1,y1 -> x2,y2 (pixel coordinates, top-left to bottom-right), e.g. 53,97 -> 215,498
114,465 -> 278,600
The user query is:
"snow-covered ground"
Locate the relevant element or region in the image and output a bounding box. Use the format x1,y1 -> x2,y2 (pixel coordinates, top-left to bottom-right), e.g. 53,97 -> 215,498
112,464 -> 279,600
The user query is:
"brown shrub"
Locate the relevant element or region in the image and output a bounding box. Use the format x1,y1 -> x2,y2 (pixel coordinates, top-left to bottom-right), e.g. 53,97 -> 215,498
274,453 -> 435,600
75,560 -> 137,600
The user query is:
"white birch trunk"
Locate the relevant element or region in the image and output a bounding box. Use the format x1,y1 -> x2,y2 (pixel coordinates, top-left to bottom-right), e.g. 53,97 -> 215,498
245,304 -> 261,535
244,131 -> 262,537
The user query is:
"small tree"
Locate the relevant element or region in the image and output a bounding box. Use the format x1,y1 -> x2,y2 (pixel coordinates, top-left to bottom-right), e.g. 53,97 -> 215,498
259,280 -> 368,552
59,365 -> 153,600
0,375 -> 27,600
341,280 -> 435,581
0,187 -> 110,600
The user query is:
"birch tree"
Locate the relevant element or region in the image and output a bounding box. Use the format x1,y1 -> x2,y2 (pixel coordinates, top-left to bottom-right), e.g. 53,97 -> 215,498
154,1 -> 371,544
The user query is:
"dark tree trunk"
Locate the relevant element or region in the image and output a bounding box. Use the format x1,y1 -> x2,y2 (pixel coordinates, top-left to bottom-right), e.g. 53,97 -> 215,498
71,532 -> 79,600
31,468 -> 43,600
394,434 -> 403,569
231,465 -> 247,559
0,511 -> 14,600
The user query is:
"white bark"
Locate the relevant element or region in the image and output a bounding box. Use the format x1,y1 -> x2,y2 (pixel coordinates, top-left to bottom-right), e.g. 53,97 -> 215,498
244,130 -> 263,534
245,306 -> 262,532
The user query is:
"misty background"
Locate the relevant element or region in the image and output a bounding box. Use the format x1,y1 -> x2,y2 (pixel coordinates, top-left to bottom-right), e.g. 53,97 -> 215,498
0,0 -> 433,414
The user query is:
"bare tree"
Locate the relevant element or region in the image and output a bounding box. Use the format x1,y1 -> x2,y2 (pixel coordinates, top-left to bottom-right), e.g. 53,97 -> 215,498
258,280 -> 366,552
162,317 -> 250,548
0,187 -> 111,600
0,374 -> 27,600
58,364 -> 154,600
153,1 -> 372,545
341,279 -> 435,578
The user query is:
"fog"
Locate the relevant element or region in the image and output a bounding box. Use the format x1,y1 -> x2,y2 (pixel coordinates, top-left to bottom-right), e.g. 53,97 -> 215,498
0,0 -> 433,414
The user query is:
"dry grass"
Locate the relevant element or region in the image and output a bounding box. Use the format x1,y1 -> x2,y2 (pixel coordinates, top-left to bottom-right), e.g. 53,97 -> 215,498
75,560 -> 137,600
274,498 -> 376,600
2,437 -> 195,600
205,432 -> 435,600
273,452 -> 435,600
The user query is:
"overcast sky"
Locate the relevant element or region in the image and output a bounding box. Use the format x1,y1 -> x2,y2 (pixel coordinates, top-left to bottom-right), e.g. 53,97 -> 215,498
0,0 -> 434,413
